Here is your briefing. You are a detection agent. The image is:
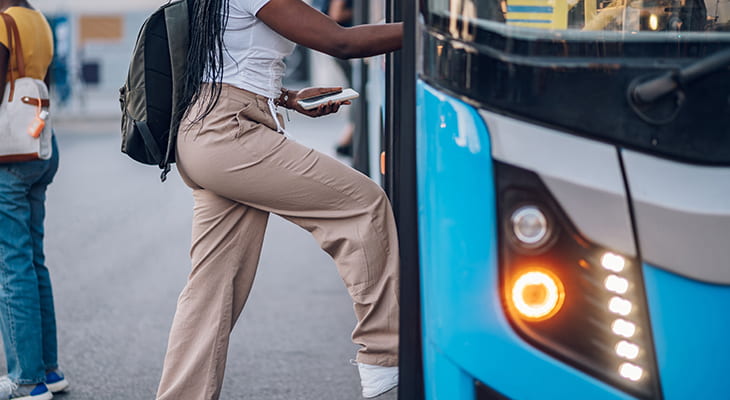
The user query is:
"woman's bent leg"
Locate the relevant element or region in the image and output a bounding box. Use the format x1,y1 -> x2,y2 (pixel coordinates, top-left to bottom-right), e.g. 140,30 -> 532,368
279,157 -> 400,368
156,189 -> 269,400
184,128 -> 400,368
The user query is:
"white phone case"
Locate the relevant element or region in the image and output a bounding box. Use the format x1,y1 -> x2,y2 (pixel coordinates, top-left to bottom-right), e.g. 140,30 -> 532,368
297,88 -> 360,110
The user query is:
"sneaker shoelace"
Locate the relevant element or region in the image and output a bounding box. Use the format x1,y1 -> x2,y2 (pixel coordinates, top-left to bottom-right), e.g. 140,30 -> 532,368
0,377 -> 17,394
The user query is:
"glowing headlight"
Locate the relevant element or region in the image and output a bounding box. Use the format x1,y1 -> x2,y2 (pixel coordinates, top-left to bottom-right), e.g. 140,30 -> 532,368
511,270 -> 565,321
496,162 -> 659,399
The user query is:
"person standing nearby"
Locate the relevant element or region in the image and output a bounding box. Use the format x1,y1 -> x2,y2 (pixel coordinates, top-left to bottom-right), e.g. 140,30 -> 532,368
312,0 -> 358,157
326,0 -> 359,158
155,0 -> 403,399
0,1 -> 69,399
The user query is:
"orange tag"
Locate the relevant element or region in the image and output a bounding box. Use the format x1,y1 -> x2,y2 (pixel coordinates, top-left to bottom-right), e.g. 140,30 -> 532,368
28,115 -> 45,138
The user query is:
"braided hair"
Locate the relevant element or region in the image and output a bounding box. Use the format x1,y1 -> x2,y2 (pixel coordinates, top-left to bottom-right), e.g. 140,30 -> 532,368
176,0 -> 230,126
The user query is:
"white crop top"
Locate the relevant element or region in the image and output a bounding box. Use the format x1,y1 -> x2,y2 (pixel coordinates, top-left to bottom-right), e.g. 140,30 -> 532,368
211,0 -> 296,99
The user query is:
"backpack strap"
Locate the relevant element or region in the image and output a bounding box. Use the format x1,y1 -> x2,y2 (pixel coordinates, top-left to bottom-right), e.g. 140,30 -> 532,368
159,0 -> 191,181
1,13 -> 26,102
133,120 -> 164,163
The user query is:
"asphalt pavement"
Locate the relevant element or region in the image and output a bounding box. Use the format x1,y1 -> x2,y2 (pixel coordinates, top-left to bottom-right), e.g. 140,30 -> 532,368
3,107 -> 398,400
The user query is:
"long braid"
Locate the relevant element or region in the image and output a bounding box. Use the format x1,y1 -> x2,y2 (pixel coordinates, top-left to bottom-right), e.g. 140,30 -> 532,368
176,0 -> 230,127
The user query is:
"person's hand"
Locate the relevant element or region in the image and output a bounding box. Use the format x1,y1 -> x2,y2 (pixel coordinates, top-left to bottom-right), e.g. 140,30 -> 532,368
290,87 -> 351,118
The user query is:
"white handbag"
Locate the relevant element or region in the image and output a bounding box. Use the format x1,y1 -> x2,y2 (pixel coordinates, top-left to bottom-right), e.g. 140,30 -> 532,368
0,12 -> 52,163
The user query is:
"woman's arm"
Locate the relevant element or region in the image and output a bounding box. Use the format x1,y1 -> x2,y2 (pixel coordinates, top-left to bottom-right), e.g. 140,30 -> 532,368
257,0 -> 402,59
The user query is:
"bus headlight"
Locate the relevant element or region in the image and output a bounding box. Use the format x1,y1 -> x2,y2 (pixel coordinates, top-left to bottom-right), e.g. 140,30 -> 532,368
511,269 -> 565,321
495,161 -> 662,400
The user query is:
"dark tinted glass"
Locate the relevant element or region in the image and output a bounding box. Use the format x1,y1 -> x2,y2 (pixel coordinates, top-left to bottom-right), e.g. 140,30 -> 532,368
427,0 -> 730,33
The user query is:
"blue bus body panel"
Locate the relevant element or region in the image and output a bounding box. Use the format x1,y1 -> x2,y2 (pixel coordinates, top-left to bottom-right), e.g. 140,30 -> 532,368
642,264 -> 730,399
416,81 -> 631,400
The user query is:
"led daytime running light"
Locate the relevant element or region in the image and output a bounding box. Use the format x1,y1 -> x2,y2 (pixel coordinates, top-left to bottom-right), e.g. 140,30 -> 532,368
609,297 -> 633,316
601,252 -> 626,272
616,340 -> 640,360
611,319 -> 637,338
605,275 -> 629,294
619,362 -> 644,381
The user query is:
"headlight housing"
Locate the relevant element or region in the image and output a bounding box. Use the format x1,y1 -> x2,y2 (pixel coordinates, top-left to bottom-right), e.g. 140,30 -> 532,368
496,161 -> 662,400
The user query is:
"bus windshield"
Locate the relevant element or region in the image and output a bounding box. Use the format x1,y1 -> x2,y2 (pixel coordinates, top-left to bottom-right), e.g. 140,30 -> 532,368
421,0 -> 730,165
427,0 -> 730,36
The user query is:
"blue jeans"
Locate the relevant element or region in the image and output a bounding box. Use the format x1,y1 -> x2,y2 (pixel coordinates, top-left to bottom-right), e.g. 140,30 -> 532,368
0,136 -> 59,384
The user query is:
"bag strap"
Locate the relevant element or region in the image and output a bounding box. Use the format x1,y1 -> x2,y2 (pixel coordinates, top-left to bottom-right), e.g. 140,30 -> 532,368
159,0 -> 192,181
1,13 -> 26,102
133,120 -> 164,164
4,14 -> 25,78
1,13 -> 13,101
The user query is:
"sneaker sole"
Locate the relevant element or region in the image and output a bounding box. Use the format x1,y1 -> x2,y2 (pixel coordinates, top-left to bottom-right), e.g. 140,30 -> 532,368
12,391 -> 53,400
362,381 -> 397,398
46,379 -> 69,393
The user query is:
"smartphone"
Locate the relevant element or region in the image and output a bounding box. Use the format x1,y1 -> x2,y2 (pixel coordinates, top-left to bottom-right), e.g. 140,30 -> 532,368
297,88 -> 359,110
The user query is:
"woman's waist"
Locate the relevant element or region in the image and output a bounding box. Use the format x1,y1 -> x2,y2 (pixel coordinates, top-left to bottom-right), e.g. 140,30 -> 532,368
216,83 -> 274,104
218,61 -> 285,98
185,83 -> 282,132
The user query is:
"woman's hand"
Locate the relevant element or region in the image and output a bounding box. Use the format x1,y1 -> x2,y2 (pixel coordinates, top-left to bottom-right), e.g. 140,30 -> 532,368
289,87 -> 351,118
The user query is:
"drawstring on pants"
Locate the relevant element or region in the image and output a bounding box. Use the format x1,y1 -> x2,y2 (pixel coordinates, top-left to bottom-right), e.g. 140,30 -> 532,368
267,98 -> 289,136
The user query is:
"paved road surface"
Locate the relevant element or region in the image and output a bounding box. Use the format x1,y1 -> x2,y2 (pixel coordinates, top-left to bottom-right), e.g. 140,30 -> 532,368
3,110 -> 398,400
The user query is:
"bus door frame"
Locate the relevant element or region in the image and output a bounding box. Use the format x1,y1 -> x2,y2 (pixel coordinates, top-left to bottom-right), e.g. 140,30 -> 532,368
384,0 -> 424,398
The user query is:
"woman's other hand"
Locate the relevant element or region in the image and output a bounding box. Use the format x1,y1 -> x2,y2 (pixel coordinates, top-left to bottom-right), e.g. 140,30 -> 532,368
291,87 -> 352,118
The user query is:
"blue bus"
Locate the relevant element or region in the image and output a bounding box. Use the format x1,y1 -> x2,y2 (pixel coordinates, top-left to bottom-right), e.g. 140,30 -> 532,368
366,0 -> 730,398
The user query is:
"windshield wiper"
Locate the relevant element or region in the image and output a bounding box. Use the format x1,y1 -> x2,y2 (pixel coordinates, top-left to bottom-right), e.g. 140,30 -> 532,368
630,47 -> 730,104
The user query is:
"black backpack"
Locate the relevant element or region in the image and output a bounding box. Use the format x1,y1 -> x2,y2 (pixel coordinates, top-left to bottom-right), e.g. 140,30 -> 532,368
119,0 -> 191,181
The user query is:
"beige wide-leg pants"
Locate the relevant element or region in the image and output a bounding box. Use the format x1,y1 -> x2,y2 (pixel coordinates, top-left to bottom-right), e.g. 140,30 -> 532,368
156,84 -> 400,400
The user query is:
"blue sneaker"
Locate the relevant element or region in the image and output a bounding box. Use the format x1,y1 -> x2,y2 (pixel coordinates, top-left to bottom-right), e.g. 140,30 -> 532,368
44,371 -> 68,394
0,377 -> 52,400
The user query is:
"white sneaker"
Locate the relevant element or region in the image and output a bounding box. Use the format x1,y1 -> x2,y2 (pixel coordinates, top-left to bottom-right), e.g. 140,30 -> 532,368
0,377 -> 53,400
357,363 -> 398,398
